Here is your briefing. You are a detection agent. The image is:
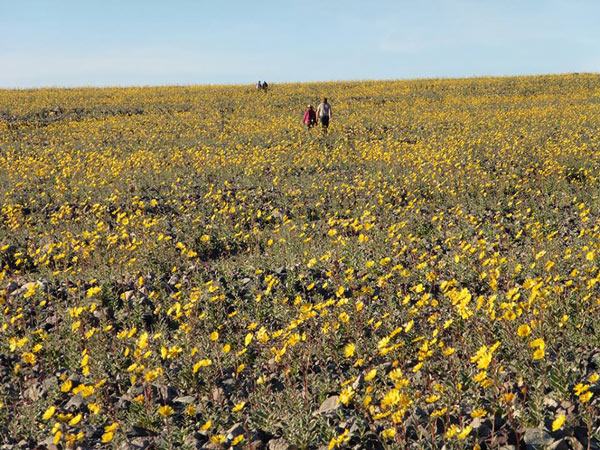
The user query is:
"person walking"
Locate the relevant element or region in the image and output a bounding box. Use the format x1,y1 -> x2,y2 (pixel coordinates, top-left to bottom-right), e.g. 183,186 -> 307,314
316,98 -> 332,133
302,104 -> 317,131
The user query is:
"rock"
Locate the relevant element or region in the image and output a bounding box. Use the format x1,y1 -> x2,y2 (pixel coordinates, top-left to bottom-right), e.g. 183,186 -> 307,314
268,375 -> 285,393
24,382 -> 43,401
548,439 -> 572,450
211,387 -> 225,403
65,393 -> 83,410
315,395 -> 340,416
352,374 -> 364,390
249,440 -> 266,450
174,395 -> 196,404
184,432 -> 208,449
220,376 -> 235,389
226,423 -> 245,444
573,426 -> 587,445
354,432 -> 384,450
127,437 -> 152,449
38,436 -> 56,448
167,274 -> 179,286
470,418 -> 492,438
5,280 -> 19,294
588,352 -> 600,370
524,427 -> 553,449
337,418 -> 359,436
559,400 -> 575,415
11,281 -> 40,297
152,383 -> 178,402
202,443 -> 222,450
127,424 -> 158,438
268,438 -> 297,450
41,376 -> 57,392
543,396 -> 559,410
564,437 -> 584,450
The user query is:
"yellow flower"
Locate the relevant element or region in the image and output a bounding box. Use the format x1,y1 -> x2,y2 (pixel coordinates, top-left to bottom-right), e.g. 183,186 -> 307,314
193,359 -> 212,373
186,404 -> 196,416
425,394 -> 440,404
517,324 -> 531,337
552,414 -> 566,431
339,387 -> 354,406
529,338 -> 545,350
445,424 -> 460,438
86,286 -> 101,297
42,405 -> 56,420
579,391 -> 593,403
344,343 -> 355,358
502,393 -> 515,404
533,348 -> 545,360
22,352 -> 36,365
105,422 -> 119,432
457,426 -> 472,439
443,347 -> 455,356
364,368 -> 377,381
210,434 -> 226,444
157,405 -> 174,417
232,401 -> 246,412
382,428 -> 396,439
431,407 -> 448,418
101,431 -> 114,443
209,331 -> 219,341
68,414 -> 82,426
473,371 -> 487,383
201,420 -> 212,431
470,409 -> 486,418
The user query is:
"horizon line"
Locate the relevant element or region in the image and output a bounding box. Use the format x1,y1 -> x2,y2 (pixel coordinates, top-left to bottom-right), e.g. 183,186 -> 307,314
1,71 -> 598,92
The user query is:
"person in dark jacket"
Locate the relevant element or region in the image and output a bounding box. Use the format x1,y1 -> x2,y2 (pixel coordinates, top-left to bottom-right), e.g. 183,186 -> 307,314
316,98 -> 332,133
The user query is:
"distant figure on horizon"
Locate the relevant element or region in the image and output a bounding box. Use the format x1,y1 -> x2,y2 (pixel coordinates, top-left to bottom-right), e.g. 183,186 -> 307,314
303,104 -> 317,131
256,80 -> 262,90
262,81 -> 268,91
316,98 -> 332,133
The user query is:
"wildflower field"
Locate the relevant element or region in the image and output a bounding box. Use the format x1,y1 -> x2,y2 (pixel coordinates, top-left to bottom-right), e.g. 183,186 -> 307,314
1,74 -> 600,449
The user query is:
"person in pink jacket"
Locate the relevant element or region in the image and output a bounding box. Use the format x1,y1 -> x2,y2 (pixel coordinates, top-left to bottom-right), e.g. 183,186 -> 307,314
303,104 -> 317,131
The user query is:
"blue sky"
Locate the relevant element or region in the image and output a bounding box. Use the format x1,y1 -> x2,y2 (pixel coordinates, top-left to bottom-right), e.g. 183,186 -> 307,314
1,0 -> 599,88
